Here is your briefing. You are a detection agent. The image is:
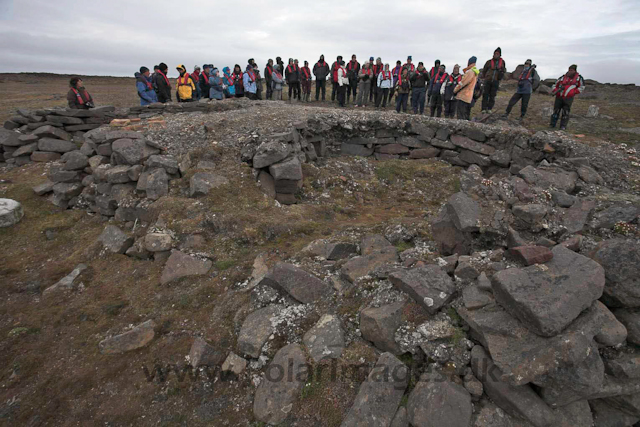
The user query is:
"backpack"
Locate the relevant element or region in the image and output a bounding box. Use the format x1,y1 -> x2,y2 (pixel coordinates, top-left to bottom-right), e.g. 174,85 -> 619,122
473,79 -> 483,101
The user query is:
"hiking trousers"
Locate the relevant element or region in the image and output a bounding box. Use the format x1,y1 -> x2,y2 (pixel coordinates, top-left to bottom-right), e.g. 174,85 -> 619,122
481,80 -> 500,111
457,100 -> 472,120
444,99 -> 457,118
506,92 -> 531,117
356,81 -> 371,106
551,96 -> 574,128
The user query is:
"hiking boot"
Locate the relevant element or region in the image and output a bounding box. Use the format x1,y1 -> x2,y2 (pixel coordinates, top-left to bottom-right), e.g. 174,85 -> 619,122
481,110 -> 487,114
488,110 -> 493,114
559,126 -> 566,131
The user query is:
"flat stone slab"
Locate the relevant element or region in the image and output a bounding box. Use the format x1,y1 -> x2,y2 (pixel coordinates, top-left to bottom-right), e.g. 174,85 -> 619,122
491,245 -> 605,337
253,343 -> 307,424
389,265 -> 456,314
303,314 -> 345,362
99,320 -> 156,354
360,300 -> 404,354
237,305 -> 281,358
160,250 -> 212,285
341,247 -> 398,283
0,198 -> 24,227
260,263 -> 332,303
340,352 -> 408,427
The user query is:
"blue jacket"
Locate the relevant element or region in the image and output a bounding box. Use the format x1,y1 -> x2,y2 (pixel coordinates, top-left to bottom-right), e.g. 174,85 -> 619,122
243,66 -> 257,94
516,67 -> 541,95
135,72 -> 158,105
209,69 -> 224,100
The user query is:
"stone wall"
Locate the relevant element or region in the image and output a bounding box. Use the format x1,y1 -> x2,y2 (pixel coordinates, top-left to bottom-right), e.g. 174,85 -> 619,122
244,114 -> 570,204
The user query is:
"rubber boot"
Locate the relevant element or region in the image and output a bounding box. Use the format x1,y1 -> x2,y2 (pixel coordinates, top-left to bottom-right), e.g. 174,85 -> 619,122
560,113 -> 570,130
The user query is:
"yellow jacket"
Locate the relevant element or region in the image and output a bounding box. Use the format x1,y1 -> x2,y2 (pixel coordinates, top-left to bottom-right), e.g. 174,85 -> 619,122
454,64 -> 478,104
176,73 -> 196,101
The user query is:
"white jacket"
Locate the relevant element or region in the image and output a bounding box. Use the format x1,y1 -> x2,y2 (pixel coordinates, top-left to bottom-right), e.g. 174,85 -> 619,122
338,67 -> 349,86
377,70 -> 393,89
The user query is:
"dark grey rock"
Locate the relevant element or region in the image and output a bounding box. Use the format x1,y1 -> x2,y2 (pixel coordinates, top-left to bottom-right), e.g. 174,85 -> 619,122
590,399 -> 640,427
261,263 -> 332,303
490,150 -> 511,167
269,156 -> 302,181
492,245 -> 604,337
341,247 -> 398,283
340,352 -> 408,427
31,125 -> 71,141
551,190 -> 576,208
253,343 -> 307,424
53,182 -> 83,200
11,142 -> 37,157
563,199 -> 595,234
593,204 -> 640,229
592,239 -> 640,308
112,138 -> 159,165
106,165 -> 131,184
519,166 -> 578,193
160,250 -> 212,284
189,172 -> 229,197
145,168 -> 168,200
62,151 -> 89,170
97,225 -> 134,254
146,155 -> 179,175
37,137 -> 77,153
252,141 -> 290,169
361,234 -> 394,255
389,265 -> 456,314
397,136 -> 426,148
326,242 -> 358,260
33,181 -> 55,196
189,337 -> 224,367
613,309 -> 640,346
99,320 -> 156,354
303,314 -> 345,362
407,375 -> 472,427
360,300 -> 404,354
459,149 -> 491,167
447,192 -> 481,232
451,134 -> 496,155
341,143 -> 374,157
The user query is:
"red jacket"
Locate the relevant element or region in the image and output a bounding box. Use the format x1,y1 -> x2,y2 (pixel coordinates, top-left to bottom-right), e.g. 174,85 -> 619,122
552,72 -> 585,99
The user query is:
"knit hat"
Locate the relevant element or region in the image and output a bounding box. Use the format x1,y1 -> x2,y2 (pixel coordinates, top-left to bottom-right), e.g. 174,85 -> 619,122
194,65 -> 201,71
569,64 -> 578,70
407,56 -> 412,60
203,64 -> 211,70
140,66 -> 149,74
468,56 -> 477,65
495,47 -> 502,55
370,56 -> 374,61
435,59 -> 441,65
440,64 -> 446,70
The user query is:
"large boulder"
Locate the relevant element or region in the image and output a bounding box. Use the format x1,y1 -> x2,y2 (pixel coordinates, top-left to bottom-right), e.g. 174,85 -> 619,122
593,204 -> 640,229
518,166 -> 578,193
111,138 -> 159,165
360,300 -> 405,354
260,263 -> 331,303
389,265 -> 456,314
253,343 -> 307,424
269,156 -> 302,181
237,305 -> 281,358
160,250 -> 212,285
145,168 -> 168,200
303,314 -> 345,362
37,137 -> 77,153
446,192 -> 481,232
491,245 -> 604,337
591,239 -> 640,308
0,128 -> 22,146
0,198 -> 24,227
340,352 -> 408,427
407,375 -> 472,427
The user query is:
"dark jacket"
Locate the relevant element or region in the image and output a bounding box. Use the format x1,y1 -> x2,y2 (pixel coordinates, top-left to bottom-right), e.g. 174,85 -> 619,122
444,73 -> 462,101
515,67 -> 541,95
233,70 -> 245,96
67,87 -> 93,109
481,58 -> 506,82
346,60 -> 360,80
154,70 -> 172,103
285,64 -> 300,83
313,60 -> 330,80
428,71 -> 448,95
410,68 -> 429,89
199,70 -> 211,99
264,64 -> 274,83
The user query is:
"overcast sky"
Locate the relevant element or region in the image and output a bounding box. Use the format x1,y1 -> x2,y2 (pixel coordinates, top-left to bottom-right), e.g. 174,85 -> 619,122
1,0 -> 639,84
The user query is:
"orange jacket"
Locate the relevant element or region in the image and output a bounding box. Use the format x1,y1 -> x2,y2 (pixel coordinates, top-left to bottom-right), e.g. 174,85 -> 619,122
454,64 -> 478,104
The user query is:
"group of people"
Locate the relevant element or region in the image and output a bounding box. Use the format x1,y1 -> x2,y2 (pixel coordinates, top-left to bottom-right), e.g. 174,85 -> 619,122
63,48 -> 583,131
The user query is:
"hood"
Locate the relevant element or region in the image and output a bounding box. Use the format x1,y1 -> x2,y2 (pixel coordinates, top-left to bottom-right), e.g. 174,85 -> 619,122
212,68 -> 219,77
223,67 -> 232,77
134,72 -> 141,79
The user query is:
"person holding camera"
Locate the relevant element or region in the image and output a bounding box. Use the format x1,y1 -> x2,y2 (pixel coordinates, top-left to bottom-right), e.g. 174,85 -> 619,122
67,77 -> 94,109
355,62 -> 373,107
504,59 -> 540,121
550,64 -> 585,130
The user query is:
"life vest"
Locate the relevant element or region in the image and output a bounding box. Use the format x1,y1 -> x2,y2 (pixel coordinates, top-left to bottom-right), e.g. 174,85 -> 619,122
287,64 -> 299,74
266,65 -> 273,77
429,67 -> 437,80
448,73 -> 462,84
392,66 -> 401,79
332,62 -> 340,82
139,77 -> 153,91
201,71 -> 209,84
157,70 -> 171,88
560,72 -> 580,87
372,64 -> 382,75
301,67 -> 311,80
403,63 -> 415,72
519,67 -> 533,81
361,68 -> 373,81
192,71 -> 200,83
246,70 -> 256,83
71,88 -> 86,105
380,71 -> 391,81
178,73 -> 192,86
490,58 -> 505,70
224,72 -> 234,86
434,72 -> 448,84
317,61 -> 327,68
347,60 -> 359,72
398,73 -> 409,88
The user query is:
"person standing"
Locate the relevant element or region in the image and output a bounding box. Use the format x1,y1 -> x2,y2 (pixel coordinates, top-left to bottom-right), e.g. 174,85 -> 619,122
233,64 -> 244,98
151,65 -> 160,92
199,64 -> 212,100
395,68 -> 410,113
67,77 -> 94,109
550,64 -> 585,130
346,54 -> 360,105
192,65 -> 202,100
355,62 -> 373,107
480,47 -> 506,113
264,59 -> 274,100
176,64 -> 196,102
370,57 -> 383,104
410,62 -> 429,114
248,59 -> 262,100
271,65 -> 285,100
504,59 -> 540,121
389,60 -> 402,102
443,64 -> 462,119
300,60 -> 312,102
154,63 -> 172,103
222,66 -> 236,98
313,55 -> 330,101
285,58 -> 301,101
331,55 -> 343,102
337,60 -> 348,107
428,64 -> 448,117
243,64 -> 258,100
376,64 -> 393,108
454,57 -> 479,120
209,68 -> 224,100
427,59 -> 441,104
403,56 -> 415,73
135,67 -> 158,105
